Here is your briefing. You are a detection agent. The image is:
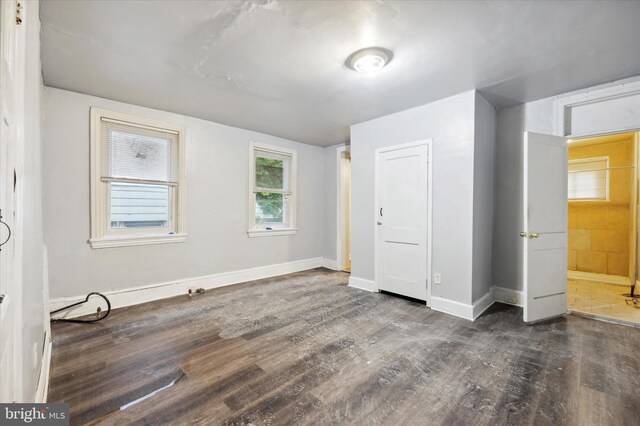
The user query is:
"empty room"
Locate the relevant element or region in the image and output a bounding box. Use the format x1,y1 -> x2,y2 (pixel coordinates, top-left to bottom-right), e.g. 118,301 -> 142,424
2,1 -> 640,425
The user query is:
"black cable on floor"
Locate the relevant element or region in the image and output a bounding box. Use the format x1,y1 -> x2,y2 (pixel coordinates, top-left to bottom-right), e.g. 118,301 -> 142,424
50,292 -> 111,323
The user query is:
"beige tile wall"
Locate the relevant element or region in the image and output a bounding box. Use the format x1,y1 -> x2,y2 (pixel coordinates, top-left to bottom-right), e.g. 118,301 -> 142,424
568,139 -> 634,277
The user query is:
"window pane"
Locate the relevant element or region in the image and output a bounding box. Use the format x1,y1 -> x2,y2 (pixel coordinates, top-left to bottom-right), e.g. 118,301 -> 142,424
107,129 -> 172,181
110,182 -> 170,228
255,192 -> 286,224
255,156 -> 285,190
568,158 -> 607,200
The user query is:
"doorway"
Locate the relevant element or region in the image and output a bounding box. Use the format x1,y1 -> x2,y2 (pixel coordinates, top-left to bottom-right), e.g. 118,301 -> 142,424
337,146 -> 351,272
566,131 -> 640,325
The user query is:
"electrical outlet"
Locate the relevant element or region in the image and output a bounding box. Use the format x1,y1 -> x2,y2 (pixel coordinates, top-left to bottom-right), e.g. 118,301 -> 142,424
434,273 -> 442,285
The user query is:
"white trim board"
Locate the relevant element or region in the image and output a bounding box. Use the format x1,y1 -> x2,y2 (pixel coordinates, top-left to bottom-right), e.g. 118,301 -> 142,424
430,286 -> 525,321
568,270 -> 630,286
555,79 -> 640,138
348,276 -> 376,292
494,286 -> 524,307
322,258 -> 339,271
430,288 -> 495,321
472,288 -> 495,319
50,257 -> 324,319
35,331 -> 51,403
430,296 -> 474,320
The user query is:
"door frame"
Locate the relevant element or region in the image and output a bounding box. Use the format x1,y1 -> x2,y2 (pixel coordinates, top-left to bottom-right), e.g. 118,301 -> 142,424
374,139 -> 433,306
336,144 -> 350,271
565,129 -> 639,288
0,0 -> 26,402
554,80 -> 640,295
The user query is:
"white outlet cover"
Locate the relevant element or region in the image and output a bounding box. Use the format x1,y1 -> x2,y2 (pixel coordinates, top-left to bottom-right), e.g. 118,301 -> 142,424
434,273 -> 442,284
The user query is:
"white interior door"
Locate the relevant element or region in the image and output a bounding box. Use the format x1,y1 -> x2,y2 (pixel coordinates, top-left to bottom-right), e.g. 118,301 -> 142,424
0,0 -> 22,402
376,143 -> 429,301
523,131 -> 568,323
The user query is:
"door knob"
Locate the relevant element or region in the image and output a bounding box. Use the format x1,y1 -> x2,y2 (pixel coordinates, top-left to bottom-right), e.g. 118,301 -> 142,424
377,221 -> 382,225
519,232 -> 527,238
528,232 -> 540,239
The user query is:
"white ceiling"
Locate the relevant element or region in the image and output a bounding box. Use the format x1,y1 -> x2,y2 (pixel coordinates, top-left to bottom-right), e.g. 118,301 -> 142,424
40,1 -> 640,146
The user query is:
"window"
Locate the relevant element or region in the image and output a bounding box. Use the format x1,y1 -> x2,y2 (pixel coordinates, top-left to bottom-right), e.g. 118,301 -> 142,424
568,157 -> 609,201
248,141 -> 297,237
90,108 -> 186,248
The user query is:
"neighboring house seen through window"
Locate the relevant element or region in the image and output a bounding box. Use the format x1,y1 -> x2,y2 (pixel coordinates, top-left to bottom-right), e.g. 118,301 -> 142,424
90,108 -> 186,248
248,142 -> 297,237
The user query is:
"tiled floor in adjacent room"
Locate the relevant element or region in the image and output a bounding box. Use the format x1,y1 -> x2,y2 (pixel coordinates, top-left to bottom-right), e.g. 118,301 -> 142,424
568,279 -> 640,326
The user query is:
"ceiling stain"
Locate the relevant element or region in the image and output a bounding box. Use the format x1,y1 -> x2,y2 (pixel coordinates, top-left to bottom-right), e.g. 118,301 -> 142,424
40,0 -> 640,146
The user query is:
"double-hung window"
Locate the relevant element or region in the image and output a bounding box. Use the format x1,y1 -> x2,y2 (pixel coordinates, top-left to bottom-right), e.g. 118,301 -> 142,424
248,141 -> 297,237
90,108 -> 186,248
568,156 -> 609,201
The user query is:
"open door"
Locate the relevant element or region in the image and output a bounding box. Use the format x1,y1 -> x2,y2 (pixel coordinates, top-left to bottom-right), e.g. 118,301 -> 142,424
523,132 -> 568,323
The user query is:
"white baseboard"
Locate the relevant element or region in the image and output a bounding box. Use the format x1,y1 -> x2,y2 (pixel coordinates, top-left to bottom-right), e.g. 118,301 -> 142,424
35,331 -> 51,403
348,276 -> 376,292
494,286 -> 524,307
322,258 -> 339,270
50,257 -> 324,319
430,288 -> 495,321
568,270 -> 630,286
430,296 -> 474,320
472,288 -> 495,319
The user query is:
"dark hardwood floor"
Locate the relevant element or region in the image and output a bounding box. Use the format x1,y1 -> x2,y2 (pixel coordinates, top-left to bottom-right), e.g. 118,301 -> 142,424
49,268 -> 640,425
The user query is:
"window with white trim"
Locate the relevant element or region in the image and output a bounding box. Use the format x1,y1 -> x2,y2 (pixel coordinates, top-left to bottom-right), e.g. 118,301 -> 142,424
568,156 -> 609,201
248,142 -> 297,237
90,108 -> 186,248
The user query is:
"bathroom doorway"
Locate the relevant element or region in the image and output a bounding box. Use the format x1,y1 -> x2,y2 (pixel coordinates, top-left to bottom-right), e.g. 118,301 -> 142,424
567,131 -> 640,325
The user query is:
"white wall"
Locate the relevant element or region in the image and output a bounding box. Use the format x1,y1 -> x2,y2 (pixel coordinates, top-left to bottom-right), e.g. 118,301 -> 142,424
492,76 -> 640,292
492,98 -> 554,292
43,88 -> 325,299
322,144 -> 344,265
20,0 -> 47,402
472,94 -> 496,302
350,91 -> 477,305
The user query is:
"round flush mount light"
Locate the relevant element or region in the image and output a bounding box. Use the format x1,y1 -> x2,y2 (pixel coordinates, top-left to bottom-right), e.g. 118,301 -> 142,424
346,47 -> 393,73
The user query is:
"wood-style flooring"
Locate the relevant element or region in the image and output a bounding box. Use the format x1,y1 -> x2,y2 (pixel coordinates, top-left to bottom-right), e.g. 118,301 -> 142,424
49,268 -> 640,425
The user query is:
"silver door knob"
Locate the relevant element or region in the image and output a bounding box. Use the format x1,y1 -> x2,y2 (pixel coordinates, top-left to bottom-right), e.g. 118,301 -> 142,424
377,221 -> 382,225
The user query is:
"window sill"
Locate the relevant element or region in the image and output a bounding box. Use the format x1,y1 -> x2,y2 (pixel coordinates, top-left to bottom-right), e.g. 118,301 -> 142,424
89,233 -> 187,249
247,228 -> 297,238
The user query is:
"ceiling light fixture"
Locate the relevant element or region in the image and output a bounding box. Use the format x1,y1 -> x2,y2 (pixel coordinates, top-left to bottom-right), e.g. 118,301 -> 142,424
346,47 -> 393,74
